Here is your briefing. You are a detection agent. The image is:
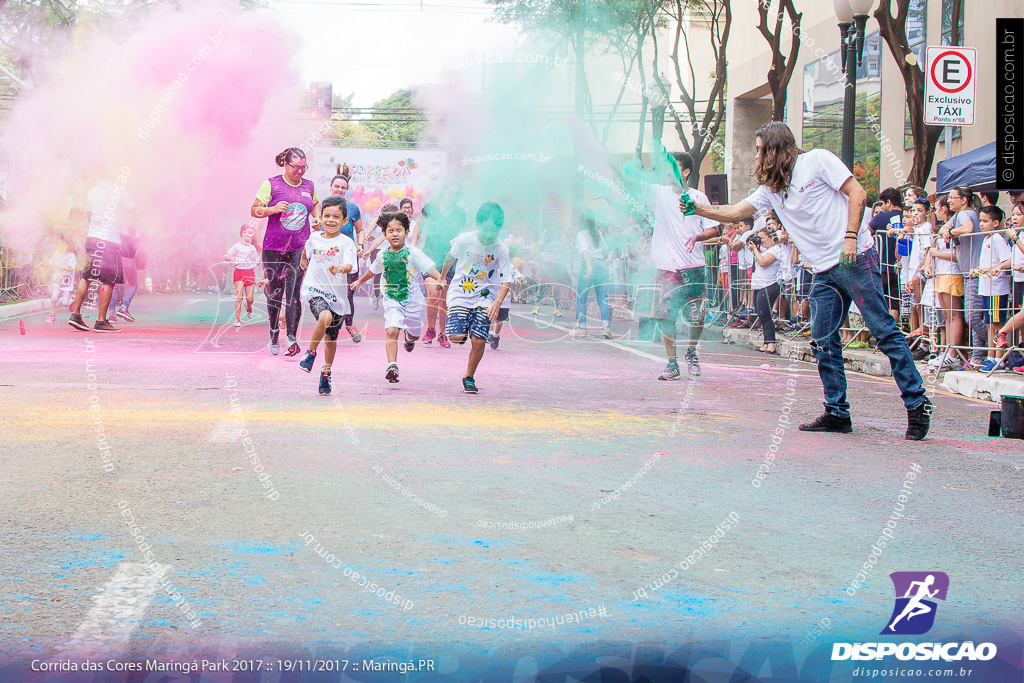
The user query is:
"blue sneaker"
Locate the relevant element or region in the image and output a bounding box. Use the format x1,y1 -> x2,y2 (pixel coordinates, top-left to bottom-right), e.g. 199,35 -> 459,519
318,370 -> 332,395
979,359 -> 997,373
299,349 -> 316,373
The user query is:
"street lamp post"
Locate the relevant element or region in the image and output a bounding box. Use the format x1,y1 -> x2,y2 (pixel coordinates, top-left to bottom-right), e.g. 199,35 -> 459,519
834,0 -> 875,172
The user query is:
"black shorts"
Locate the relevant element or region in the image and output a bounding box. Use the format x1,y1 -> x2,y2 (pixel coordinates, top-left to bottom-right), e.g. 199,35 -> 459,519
308,296 -> 343,341
496,307 -> 509,322
82,239 -> 123,286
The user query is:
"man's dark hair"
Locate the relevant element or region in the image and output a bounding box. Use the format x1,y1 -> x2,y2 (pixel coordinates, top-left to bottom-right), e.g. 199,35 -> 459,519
980,205 -> 1004,223
878,188 -> 902,207
980,191 -> 999,206
671,151 -> 694,174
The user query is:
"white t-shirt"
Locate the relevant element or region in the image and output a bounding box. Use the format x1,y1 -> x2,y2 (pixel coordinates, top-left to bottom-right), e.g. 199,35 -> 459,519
499,264 -> 523,310
776,243 -> 795,282
369,244 -> 435,307
908,223 -> 933,275
718,242 -> 730,273
978,233 -> 1012,297
445,231 -> 513,309
301,232 -> 358,315
645,184 -> 718,272
736,229 -> 754,270
932,236 -> 960,276
750,244 -> 784,289
575,230 -> 606,261
49,250 -> 77,291
744,149 -> 873,273
86,181 -> 134,245
227,241 -> 260,270
1011,237 -> 1024,283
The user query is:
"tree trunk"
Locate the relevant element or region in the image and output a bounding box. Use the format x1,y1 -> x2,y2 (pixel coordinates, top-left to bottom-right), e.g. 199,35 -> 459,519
874,0 -> 942,189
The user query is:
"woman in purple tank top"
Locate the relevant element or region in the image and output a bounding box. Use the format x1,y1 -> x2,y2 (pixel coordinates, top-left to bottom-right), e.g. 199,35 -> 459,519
251,147 -> 321,356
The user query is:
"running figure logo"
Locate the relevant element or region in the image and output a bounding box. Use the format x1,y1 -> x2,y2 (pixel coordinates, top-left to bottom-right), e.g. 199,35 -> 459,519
881,572 -> 949,635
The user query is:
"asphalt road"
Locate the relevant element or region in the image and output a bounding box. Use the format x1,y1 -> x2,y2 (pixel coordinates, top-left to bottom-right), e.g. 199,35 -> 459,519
0,292 -> 1021,679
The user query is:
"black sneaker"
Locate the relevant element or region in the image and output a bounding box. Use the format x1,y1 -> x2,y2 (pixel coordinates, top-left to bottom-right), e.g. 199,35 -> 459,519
319,371 -> 332,395
286,336 -> 301,356
685,349 -> 701,377
269,328 -> 280,355
93,319 -> 121,333
385,363 -> 399,383
905,396 -> 933,441
462,375 -> 478,394
489,333 -> 500,350
298,349 -> 316,373
798,412 -> 853,433
404,332 -> 415,353
68,313 -> 89,331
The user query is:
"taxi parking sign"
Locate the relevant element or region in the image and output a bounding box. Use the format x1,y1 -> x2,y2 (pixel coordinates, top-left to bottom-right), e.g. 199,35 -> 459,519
924,46 -> 976,126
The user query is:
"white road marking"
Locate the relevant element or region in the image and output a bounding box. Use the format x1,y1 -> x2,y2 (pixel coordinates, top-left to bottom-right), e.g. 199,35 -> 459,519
510,312 -> 666,362
55,562 -> 165,659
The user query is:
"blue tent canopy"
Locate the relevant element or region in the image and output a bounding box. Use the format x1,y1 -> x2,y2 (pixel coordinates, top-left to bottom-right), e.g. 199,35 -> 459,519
935,141 -> 1012,193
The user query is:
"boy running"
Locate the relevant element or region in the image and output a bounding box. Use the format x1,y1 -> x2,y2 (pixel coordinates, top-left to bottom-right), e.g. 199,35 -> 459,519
350,211 -> 441,384
440,202 -> 513,394
297,196 -> 358,395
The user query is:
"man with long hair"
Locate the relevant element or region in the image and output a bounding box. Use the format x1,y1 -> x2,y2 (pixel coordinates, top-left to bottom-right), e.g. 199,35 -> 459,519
682,122 -> 932,440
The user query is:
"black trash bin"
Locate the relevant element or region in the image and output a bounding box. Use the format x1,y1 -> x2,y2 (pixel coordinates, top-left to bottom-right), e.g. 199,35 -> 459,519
1000,395 -> 1024,440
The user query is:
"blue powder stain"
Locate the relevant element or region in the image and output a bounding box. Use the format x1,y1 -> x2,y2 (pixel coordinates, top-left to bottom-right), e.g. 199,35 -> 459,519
220,542 -> 293,555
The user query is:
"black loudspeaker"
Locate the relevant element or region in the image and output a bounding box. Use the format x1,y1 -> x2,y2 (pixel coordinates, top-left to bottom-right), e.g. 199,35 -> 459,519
704,173 -> 729,205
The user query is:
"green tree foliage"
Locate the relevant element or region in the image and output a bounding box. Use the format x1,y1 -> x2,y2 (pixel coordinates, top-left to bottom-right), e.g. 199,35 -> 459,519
363,89 -> 426,146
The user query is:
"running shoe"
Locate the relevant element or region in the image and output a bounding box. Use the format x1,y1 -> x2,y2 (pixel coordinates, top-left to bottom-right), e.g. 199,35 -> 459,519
1014,365 -> 1024,375
930,354 -> 958,368
68,313 -> 89,331
404,332 -> 415,353
798,412 -> 853,433
657,361 -> 681,381
46,314 -> 55,324
234,318 -> 242,328
346,326 -> 362,343
117,308 -> 135,322
319,371 -> 332,395
847,341 -> 870,349
967,358 -> 985,369
422,327 -> 436,345
385,363 -> 399,383
489,333 -> 500,350
299,349 -> 316,373
438,333 -> 451,348
979,359 -> 998,373
93,319 -> 121,333
685,349 -> 701,378
531,306 -> 539,315
371,294 -> 380,310
602,326 -> 612,339
553,308 -> 563,317
995,332 -> 1009,349
905,396 -> 933,441
269,328 -> 280,355
462,375 -> 478,394
286,335 -> 300,356
245,303 -> 253,318
569,327 -> 587,339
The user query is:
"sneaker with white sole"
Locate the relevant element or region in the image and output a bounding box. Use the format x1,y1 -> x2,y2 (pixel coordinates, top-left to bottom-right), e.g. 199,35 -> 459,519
46,314 -> 56,324
93,319 -> 121,333
269,329 -> 280,355
385,363 -> 399,383
299,349 -> 316,373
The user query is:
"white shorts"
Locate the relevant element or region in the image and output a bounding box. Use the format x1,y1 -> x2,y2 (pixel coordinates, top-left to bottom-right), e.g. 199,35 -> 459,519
382,296 -> 424,337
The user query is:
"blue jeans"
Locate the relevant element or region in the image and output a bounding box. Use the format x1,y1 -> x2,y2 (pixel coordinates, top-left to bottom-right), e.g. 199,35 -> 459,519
576,266 -> 610,327
809,248 -> 925,417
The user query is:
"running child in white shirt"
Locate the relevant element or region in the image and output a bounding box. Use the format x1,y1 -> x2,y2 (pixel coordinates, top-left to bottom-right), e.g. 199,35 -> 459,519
439,202 -> 513,394
224,225 -> 268,327
46,233 -> 78,323
350,210 -> 441,384
297,196 -> 358,394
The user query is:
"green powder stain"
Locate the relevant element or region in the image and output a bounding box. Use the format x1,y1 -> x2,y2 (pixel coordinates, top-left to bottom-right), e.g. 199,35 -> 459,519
382,247 -> 411,305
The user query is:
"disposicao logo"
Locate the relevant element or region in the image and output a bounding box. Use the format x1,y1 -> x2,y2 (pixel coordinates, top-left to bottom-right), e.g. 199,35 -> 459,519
882,571 -> 948,635
831,572 -> 997,663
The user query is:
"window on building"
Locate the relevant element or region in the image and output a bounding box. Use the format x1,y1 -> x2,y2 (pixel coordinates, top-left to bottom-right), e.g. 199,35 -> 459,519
802,33 -> 882,200
941,0 -> 965,46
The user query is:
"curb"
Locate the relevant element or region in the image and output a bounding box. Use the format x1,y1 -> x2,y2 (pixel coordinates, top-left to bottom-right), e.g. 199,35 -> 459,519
718,325 -> 1024,404
0,298 -> 50,321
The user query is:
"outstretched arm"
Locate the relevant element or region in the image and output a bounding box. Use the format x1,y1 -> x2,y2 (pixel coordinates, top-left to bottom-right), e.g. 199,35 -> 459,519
691,200 -> 759,225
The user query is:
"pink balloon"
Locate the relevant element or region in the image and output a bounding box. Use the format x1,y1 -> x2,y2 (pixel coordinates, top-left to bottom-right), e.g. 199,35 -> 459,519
374,188 -> 384,199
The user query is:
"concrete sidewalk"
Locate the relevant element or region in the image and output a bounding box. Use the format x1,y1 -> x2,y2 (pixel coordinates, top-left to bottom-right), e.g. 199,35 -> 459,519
0,298 -> 49,321
718,325 -> 1024,403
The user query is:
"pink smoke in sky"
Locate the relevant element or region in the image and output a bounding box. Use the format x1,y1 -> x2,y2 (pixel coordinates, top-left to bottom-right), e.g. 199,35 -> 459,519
0,0 -> 313,265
